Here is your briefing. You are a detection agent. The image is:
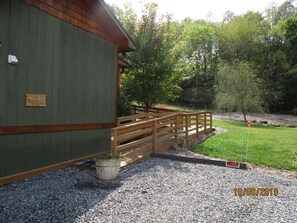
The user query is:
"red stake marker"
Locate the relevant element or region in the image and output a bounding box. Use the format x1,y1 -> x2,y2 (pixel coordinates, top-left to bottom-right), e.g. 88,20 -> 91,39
226,161 -> 240,168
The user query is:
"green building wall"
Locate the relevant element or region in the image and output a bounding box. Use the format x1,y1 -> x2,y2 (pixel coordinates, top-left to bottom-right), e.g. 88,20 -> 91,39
0,1 -> 117,178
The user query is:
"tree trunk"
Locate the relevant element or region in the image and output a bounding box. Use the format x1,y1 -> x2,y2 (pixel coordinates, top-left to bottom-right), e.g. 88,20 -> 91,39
145,100 -> 150,113
241,102 -> 247,122
145,104 -> 149,113
243,111 -> 247,122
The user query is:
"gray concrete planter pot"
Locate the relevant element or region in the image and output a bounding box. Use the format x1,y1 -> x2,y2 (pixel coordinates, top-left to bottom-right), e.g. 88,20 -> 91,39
95,159 -> 121,180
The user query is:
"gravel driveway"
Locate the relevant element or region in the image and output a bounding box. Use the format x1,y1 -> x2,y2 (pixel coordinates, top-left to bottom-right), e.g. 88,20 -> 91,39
0,158 -> 296,223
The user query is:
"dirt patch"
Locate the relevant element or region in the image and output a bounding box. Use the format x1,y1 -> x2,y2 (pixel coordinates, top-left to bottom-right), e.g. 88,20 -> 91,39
213,112 -> 297,127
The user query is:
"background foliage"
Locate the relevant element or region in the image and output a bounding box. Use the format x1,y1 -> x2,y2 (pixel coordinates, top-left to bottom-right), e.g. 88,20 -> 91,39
215,61 -> 265,121
111,0 -> 297,115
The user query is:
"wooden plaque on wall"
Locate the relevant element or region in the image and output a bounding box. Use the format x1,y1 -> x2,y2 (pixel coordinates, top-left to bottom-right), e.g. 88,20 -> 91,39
25,93 -> 47,107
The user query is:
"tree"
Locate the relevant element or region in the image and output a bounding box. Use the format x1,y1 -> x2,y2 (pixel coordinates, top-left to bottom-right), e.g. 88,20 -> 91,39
116,3 -> 182,110
265,0 -> 296,27
117,87 -> 132,116
109,3 -> 137,37
285,12 -> 297,65
283,12 -> 297,109
110,1 -> 297,113
218,3 -> 297,112
215,62 -> 265,121
174,20 -> 218,108
218,12 -> 265,62
257,1 -> 297,111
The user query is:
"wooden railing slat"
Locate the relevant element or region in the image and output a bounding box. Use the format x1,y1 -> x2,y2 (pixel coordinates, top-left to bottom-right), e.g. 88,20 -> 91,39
157,119 -> 176,128
125,144 -> 152,158
185,114 -> 189,142
117,127 -> 153,142
157,132 -> 175,144
156,141 -> 176,153
113,106 -> 213,164
117,135 -> 153,152
152,120 -> 157,153
157,126 -> 176,136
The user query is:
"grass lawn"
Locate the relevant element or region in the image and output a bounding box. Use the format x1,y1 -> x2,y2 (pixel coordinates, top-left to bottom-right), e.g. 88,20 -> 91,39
192,120 -> 297,171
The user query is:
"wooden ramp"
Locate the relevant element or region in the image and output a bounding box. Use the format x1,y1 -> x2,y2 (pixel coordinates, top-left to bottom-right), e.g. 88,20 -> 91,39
113,107 -> 213,166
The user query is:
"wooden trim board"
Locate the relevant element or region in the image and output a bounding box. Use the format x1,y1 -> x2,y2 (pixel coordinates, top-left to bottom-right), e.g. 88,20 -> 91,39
0,151 -> 109,186
0,123 -> 116,135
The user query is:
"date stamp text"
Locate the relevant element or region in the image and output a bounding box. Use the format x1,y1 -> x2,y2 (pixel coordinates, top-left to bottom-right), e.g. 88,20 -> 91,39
234,187 -> 279,196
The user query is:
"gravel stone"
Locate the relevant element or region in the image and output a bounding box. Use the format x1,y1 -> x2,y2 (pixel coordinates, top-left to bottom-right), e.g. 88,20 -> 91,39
0,158 -> 296,222
213,112 -> 297,127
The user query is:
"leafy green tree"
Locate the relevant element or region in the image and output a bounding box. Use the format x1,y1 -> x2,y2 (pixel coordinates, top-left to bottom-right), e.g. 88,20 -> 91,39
257,1 -> 296,111
254,18 -> 287,112
265,0 -> 296,26
117,87 -> 132,116
110,1 -> 297,113
285,11 -> 297,64
175,21 -> 218,108
218,12 -> 265,62
114,3 -> 181,110
283,12 -> 297,109
215,62 -> 265,121
218,3 -> 296,112
109,3 -> 137,37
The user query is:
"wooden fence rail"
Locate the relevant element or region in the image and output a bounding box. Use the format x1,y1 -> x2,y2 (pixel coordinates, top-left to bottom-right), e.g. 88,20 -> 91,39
112,109 -> 213,165
131,104 -> 185,114
117,112 -> 171,126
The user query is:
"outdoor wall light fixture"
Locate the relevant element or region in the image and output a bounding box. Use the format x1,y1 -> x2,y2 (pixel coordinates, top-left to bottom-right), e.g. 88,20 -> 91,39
8,55 -> 18,65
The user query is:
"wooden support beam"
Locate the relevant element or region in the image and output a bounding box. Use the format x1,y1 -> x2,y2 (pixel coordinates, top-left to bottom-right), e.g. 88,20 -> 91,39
209,112 -> 213,132
152,120 -> 157,153
204,112 -> 207,134
196,113 -> 199,137
185,114 -> 189,142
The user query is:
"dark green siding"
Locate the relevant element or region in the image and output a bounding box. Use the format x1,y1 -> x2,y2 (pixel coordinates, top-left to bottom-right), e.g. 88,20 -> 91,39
0,1 -> 116,177
0,0 -> 10,177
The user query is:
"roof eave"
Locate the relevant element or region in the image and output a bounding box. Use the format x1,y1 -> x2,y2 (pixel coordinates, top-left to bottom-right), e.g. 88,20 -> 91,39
99,0 -> 137,52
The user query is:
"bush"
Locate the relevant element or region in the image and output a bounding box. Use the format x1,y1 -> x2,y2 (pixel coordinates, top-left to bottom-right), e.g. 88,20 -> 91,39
118,89 -> 132,117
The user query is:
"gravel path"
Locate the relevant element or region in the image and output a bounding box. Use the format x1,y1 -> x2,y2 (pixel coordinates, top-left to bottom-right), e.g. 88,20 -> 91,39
0,158 -> 296,223
213,112 -> 297,127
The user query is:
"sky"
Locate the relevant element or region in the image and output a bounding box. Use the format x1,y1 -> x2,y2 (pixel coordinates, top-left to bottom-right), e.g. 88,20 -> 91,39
104,0 -> 293,22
